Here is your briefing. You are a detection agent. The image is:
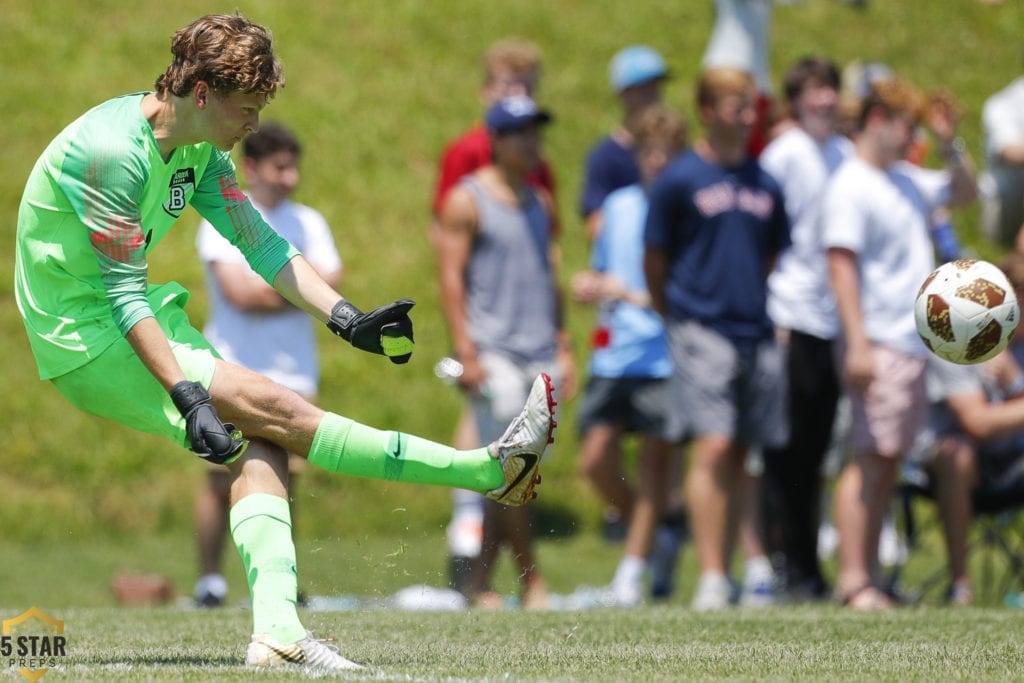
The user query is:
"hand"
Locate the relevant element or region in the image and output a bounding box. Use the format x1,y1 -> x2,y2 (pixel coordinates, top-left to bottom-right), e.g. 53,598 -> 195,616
327,299 -> 415,364
170,381 -> 248,464
844,342 -> 874,392
928,90 -> 963,146
457,354 -> 489,397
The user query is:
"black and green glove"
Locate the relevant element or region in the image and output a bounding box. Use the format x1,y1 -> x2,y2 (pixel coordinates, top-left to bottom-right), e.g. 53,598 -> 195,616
327,299 -> 415,364
170,381 -> 248,465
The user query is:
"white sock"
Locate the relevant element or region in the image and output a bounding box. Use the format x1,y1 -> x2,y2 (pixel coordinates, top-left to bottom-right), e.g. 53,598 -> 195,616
613,555 -> 646,587
744,555 -> 774,587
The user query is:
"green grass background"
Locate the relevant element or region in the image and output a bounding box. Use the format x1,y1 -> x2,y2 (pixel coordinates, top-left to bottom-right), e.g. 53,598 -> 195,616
3,0 -> 1024,621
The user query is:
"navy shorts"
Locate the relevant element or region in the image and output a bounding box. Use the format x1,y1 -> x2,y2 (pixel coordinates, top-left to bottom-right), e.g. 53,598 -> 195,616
576,375 -> 669,436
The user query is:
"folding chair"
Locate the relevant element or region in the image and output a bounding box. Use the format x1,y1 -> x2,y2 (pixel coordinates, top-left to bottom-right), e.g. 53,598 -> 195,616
889,454 -> 1024,606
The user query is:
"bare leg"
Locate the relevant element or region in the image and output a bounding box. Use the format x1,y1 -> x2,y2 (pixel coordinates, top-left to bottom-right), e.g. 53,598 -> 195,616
624,436 -> 671,560
579,424 -> 634,521
687,434 -> 743,575
196,469 -> 232,579
930,437 -> 976,587
834,452 -> 899,607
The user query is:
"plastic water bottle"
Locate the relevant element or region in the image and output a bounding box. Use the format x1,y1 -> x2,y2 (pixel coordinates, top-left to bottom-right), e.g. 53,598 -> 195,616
433,357 -> 491,399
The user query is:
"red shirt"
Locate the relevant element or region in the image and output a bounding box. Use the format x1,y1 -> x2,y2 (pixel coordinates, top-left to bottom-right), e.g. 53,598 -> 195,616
432,124 -> 559,234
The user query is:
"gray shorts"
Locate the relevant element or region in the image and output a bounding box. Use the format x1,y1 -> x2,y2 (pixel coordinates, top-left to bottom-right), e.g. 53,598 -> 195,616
576,376 -> 668,436
665,320 -> 787,447
470,351 -> 559,445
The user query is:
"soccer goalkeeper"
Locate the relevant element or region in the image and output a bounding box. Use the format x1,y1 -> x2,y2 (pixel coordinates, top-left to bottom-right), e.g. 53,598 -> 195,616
13,13 -> 555,673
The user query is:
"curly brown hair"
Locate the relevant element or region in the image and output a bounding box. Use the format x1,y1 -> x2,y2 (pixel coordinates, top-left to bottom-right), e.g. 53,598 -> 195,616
154,14 -> 284,98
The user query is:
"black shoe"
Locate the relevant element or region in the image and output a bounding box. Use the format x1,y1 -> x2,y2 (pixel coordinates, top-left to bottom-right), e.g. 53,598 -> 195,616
601,511 -> 628,543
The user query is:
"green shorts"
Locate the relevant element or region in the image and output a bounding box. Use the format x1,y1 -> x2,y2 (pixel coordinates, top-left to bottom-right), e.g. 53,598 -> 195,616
51,282 -> 220,450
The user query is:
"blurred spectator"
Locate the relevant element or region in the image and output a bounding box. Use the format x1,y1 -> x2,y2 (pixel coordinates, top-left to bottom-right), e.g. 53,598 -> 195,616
644,67 -> 791,611
193,123 -> 342,607
979,70 -> 1024,249
429,38 -> 559,592
702,0 -> 775,157
579,45 -> 669,241
759,56 -> 853,601
436,95 -> 576,608
824,78 -> 976,609
572,104 -> 688,606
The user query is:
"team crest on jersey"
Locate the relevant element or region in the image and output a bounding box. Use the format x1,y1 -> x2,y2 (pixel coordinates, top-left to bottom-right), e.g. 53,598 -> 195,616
162,168 -> 196,218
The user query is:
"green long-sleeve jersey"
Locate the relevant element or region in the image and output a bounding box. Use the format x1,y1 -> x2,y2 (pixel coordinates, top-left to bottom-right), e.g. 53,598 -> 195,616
15,93 -> 299,379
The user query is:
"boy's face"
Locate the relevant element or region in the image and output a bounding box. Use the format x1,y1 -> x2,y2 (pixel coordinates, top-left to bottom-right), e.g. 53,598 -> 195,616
877,112 -> 916,161
482,66 -> 538,106
794,78 -> 839,134
636,137 -> 678,184
201,89 -> 267,151
244,149 -> 300,205
702,88 -> 757,147
493,123 -> 543,172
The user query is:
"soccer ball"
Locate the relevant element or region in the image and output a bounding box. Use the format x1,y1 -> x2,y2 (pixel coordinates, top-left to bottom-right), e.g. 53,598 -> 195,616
914,258 -> 1020,364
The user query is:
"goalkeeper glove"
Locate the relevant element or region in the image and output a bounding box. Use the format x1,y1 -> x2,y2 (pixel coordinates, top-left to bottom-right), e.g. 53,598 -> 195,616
327,298 -> 415,364
170,381 -> 248,465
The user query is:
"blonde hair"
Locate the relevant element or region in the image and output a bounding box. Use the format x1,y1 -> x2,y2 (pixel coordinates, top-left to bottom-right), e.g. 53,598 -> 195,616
697,67 -> 755,109
154,14 -> 284,98
857,77 -> 928,130
634,104 -> 688,153
483,39 -> 542,84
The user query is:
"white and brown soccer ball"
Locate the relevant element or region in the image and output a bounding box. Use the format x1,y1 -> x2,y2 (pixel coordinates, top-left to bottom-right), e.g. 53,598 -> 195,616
915,258 -> 1020,365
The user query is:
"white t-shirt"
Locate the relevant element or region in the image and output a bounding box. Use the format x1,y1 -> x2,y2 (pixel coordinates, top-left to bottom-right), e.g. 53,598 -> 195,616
702,0 -> 773,93
762,127 -> 853,339
821,157 -> 947,357
196,197 -> 342,396
982,76 -> 1024,163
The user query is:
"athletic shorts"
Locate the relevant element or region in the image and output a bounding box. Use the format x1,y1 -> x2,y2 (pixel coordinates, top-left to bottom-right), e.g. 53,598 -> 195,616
576,375 -> 668,436
470,351 -> 559,446
50,282 -> 219,450
844,343 -> 926,458
665,319 -> 787,447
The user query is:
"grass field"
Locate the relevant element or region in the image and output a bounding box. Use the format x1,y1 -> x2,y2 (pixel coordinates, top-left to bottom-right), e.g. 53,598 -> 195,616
4,527 -> 1024,680
6,605 -> 1024,681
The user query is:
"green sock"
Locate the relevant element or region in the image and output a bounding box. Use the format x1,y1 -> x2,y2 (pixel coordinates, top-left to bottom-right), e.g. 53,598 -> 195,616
230,493 -> 307,644
308,412 -> 504,492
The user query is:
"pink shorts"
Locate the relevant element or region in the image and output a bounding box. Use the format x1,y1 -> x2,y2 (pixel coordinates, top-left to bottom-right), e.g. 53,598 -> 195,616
846,344 -> 927,458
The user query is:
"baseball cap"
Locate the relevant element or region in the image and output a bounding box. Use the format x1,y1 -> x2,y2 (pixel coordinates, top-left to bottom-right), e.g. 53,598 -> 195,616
610,45 -> 669,93
485,95 -> 553,134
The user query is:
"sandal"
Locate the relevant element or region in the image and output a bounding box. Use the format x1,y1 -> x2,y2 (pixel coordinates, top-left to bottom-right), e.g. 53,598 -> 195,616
836,584 -> 893,610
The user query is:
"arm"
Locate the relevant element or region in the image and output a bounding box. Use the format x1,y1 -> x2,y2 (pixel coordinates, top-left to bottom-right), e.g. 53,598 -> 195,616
212,261 -> 291,312
929,92 -> 977,208
643,246 -> 669,319
947,391 -> 1024,442
828,246 -> 873,390
436,185 -> 487,392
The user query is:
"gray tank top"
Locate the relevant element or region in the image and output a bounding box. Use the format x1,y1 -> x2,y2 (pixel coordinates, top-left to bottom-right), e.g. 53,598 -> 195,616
463,176 -> 557,362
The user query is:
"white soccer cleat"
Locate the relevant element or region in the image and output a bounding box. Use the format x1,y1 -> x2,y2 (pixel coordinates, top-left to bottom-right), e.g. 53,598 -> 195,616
485,373 -> 557,506
245,632 -> 364,672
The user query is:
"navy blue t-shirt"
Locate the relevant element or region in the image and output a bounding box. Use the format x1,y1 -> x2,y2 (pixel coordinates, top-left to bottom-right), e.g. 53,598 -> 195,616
579,135 -> 640,218
644,149 -> 791,343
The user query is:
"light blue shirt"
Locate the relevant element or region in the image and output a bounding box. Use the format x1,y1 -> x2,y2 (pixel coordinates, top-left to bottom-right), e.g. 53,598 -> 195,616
589,184 -> 672,378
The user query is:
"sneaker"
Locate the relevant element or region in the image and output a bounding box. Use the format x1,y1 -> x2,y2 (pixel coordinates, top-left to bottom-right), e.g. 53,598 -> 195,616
691,572 -> 732,612
739,579 -> 777,608
193,573 -> 227,608
649,511 -> 688,600
485,373 -> 556,506
245,632 -> 364,671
